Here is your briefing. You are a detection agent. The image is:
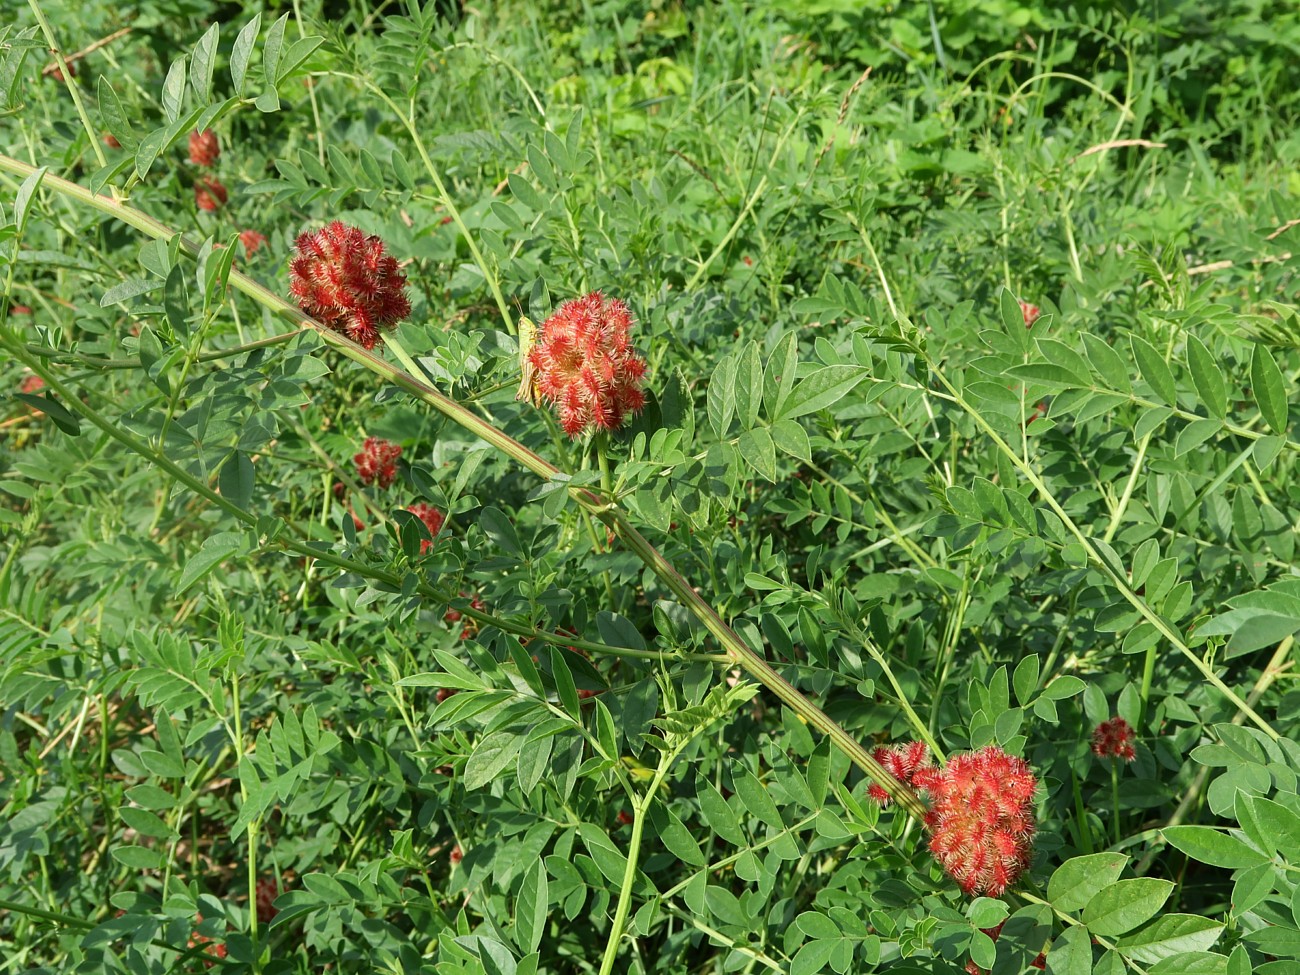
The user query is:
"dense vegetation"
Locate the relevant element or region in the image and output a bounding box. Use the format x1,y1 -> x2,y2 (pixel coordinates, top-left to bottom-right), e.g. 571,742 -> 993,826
3,1 -> 1300,973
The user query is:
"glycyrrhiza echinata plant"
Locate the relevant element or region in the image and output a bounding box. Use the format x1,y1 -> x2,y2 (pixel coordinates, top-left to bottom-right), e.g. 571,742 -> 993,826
4,4 -> 1299,974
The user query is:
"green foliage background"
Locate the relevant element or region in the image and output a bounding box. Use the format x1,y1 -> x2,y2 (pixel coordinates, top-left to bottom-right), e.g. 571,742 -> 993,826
2,0 -> 1299,973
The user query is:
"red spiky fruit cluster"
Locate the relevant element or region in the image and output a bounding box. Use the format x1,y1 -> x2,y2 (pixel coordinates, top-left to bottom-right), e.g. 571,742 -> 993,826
288,221 -> 411,350
1092,717 -> 1137,761
914,746 -> 1038,896
188,915 -> 228,968
240,229 -> 268,256
527,291 -> 647,437
407,502 -> 444,554
866,742 -> 1038,895
195,178 -> 228,211
255,876 -> 280,924
1019,300 -> 1040,328
353,436 -> 402,489
867,740 -> 931,805
189,129 -> 220,167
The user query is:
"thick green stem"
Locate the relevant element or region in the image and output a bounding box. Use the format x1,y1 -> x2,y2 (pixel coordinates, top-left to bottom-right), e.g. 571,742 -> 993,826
0,153 -> 927,819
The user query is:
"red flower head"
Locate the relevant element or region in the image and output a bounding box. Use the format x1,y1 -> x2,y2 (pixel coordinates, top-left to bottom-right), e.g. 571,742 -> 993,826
407,502 -> 444,554
1020,300 -> 1041,328
194,178 -> 228,211
240,229 -> 268,256
527,291 -> 647,437
255,876 -> 280,924
1092,717 -> 1137,762
353,436 -> 402,489
867,740 -> 931,806
288,221 -> 411,349
916,745 -> 1038,896
189,129 -> 220,167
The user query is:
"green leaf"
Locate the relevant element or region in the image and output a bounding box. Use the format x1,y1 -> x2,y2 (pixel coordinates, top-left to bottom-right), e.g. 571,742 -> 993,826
1047,925 -> 1094,975
1239,795 -> 1300,858
1116,915 -> 1223,965
515,858 -> 548,956
275,35 -> 323,84
1250,344 -> 1289,436
112,845 -> 167,870
1130,335 -> 1177,406
463,730 -> 523,790
765,331 -> 799,419
707,352 -> 737,437
97,79 -> 138,150
1148,952 -> 1229,975
1082,332 -> 1130,393
732,767 -> 784,829
772,418 -> 811,463
261,15 -> 289,91
218,452 -> 254,510
1048,853 -> 1128,912
791,939 -> 839,975
1012,655 -> 1040,706
161,56 -> 186,124
190,23 -> 219,103
738,427 -> 777,482
1083,878 -> 1174,936
1185,336 -> 1227,418
231,15 -> 262,97
1162,826 -> 1268,868
779,365 -> 868,419
734,341 -> 764,429
177,531 -> 247,595
15,391 -> 80,436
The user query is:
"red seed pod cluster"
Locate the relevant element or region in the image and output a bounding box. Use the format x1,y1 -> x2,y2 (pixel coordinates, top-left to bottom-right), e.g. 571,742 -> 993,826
353,436 -> 402,489
407,502 -> 444,554
1019,300 -> 1041,328
255,876 -> 280,924
1092,717 -> 1137,762
527,291 -> 647,437
20,375 -> 45,395
868,743 -> 1038,897
194,177 -> 228,212
189,129 -> 220,167
866,740 -> 931,805
240,229 -> 268,256
187,915 -> 228,968
288,221 -> 411,350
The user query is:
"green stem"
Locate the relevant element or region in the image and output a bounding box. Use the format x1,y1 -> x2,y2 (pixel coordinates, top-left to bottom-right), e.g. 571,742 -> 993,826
23,2 -> 110,177
0,152 -> 927,820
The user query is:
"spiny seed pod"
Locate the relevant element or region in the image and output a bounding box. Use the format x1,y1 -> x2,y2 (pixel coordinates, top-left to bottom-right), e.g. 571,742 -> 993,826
288,221 -> 411,350
194,178 -> 228,211
407,502 -> 444,554
353,436 -> 402,489
1092,717 -> 1137,762
866,740 -> 931,806
914,746 -> 1038,897
189,129 -> 220,167
240,229 -> 268,256
527,291 -> 647,438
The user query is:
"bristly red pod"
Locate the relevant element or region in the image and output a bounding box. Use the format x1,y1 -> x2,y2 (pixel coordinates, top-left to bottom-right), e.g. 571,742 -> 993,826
866,742 -> 1038,896
527,291 -> 647,437
353,436 -> 402,489
288,221 -> 411,350
194,178 -> 228,211
1092,717 -> 1137,762
189,129 -> 220,167
239,229 -> 268,256
407,502 -> 444,554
